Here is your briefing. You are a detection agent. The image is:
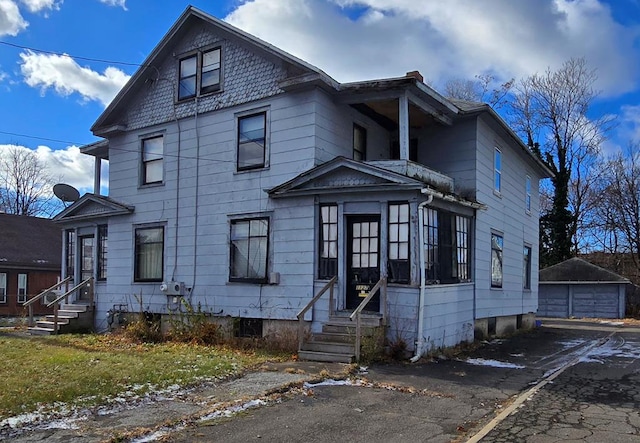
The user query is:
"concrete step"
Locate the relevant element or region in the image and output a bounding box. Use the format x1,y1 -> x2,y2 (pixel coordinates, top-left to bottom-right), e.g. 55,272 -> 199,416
301,341 -> 355,354
46,312 -> 79,321
37,319 -> 69,328
308,332 -> 354,344
60,304 -> 90,313
28,326 -> 55,336
297,350 -> 354,363
325,317 -> 382,328
322,323 -> 381,335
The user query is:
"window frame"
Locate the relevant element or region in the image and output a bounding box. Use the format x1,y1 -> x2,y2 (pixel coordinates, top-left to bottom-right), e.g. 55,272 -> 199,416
491,233 -> 504,288
134,226 -> 165,283
525,175 -> 532,213
388,202 -> 410,284
141,135 -> 164,186
65,229 -> 75,279
237,111 -> 268,171
98,225 -> 108,281
318,204 -> 338,280
494,148 -> 502,194
523,245 -> 532,290
229,217 -> 270,284
177,47 -> 222,101
17,273 -> 27,303
353,124 -> 367,161
423,208 -> 471,285
0,273 -> 6,303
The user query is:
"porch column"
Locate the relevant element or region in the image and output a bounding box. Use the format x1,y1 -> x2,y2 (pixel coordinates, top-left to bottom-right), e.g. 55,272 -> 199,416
398,94 -> 410,160
94,158 -> 101,196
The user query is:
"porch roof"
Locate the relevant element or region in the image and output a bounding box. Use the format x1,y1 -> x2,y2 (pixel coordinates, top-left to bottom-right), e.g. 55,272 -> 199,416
53,194 -> 134,224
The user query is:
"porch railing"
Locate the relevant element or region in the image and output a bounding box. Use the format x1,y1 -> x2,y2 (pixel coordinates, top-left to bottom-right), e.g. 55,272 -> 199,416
296,276 -> 338,352
23,276 -> 73,327
349,277 -> 387,362
46,277 -> 93,334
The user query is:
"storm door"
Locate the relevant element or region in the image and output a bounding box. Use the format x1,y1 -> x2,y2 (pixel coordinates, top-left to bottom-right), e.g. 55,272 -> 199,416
79,236 -> 94,300
346,216 -> 381,311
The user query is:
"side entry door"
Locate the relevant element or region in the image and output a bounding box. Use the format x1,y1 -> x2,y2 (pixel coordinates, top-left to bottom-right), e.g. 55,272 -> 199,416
346,216 -> 381,311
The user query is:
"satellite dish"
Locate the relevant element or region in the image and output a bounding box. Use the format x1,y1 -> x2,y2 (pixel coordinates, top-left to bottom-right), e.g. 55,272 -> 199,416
53,183 -> 80,205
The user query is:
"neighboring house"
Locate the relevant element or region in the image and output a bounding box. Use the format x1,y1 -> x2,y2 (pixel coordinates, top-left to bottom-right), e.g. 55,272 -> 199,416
0,213 -> 61,316
54,6 -> 552,357
538,257 -> 629,319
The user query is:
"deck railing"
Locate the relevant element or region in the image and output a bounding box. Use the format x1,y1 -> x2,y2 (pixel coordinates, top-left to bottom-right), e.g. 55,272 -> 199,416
296,276 -> 338,352
349,277 -> 387,362
23,277 -> 73,327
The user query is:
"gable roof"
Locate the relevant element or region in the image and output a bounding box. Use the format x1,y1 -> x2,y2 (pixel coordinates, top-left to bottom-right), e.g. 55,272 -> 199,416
267,156 -> 436,198
92,6 -> 338,134
54,194 -> 134,223
0,214 -> 61,270
540,257 -> 629,283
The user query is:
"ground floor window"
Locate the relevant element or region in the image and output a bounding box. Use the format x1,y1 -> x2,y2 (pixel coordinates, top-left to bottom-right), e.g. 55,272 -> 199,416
318,204 -> 338,279
17,273 -> 27,303
423,208 -> 471,284
491,233 -> 504,288
523,245 -> 532,289
98,225 -> 108,281
0,273 -> 6,303
230,218 -> 269,283
388,202 -> 410,283
135,226 -> 164,282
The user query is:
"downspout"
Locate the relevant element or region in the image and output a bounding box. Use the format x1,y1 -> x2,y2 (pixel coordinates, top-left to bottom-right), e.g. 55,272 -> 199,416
411,189 -> 433,362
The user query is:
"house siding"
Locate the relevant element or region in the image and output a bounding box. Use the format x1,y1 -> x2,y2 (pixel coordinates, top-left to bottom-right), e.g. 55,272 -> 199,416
474,115 -> 540,320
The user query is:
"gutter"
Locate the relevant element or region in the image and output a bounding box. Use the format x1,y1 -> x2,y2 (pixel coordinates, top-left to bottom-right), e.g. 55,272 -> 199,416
411,189 -> 434,362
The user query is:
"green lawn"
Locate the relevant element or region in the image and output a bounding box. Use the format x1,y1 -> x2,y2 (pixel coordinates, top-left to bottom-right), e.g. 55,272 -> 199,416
0,332 -> 285,419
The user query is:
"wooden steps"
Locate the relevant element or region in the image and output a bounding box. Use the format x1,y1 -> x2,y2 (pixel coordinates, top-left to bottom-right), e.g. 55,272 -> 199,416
27,303 -> 93,335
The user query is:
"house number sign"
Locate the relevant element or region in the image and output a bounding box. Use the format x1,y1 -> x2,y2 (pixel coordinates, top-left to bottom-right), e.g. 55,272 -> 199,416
356,284 -> 370,298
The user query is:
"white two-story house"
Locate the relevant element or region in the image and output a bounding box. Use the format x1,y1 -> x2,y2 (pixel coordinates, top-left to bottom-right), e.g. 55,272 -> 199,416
54,6 -> 552,361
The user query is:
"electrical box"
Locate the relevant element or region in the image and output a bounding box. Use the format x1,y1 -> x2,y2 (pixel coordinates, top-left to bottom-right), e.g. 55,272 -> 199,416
160,281 -> 185,296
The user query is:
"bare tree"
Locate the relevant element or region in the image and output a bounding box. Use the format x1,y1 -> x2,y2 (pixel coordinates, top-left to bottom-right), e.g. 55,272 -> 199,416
444,74 -> 514,109
0,146 -> 58,217
508,57 -> 614,266
598,144 -> 640,272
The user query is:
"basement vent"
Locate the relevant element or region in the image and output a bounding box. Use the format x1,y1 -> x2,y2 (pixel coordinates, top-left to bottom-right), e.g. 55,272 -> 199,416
235,318 -> 263,338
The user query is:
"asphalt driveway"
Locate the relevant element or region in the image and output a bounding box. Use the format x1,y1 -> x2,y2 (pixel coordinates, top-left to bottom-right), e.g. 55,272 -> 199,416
4,319 -> 640,442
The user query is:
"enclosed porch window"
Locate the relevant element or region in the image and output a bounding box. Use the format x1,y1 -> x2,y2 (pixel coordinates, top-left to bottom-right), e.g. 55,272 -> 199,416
423,208 -> 471,284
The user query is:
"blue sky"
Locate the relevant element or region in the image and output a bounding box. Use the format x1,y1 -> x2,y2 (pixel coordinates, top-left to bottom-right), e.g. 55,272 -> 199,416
0,0 -> 639,195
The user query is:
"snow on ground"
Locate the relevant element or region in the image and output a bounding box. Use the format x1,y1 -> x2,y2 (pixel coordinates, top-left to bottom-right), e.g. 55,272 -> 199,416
579,339 -> 640,364
464,358 -> 525,369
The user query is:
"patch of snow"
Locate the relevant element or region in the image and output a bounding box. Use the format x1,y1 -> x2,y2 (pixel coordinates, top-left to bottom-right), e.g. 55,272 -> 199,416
510,353 -> 524,357
579,339 -> 640,364
303,379 -> 353,388
131,430 -> 169,443
464,358 -> 525,369
559,339 -> 587,349
599,321 -> 624,326
199,399 -> 267,422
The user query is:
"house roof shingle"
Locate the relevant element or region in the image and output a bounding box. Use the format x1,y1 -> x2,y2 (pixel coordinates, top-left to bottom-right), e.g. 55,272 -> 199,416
540,257 -> 629,283
0,214 -> 61,270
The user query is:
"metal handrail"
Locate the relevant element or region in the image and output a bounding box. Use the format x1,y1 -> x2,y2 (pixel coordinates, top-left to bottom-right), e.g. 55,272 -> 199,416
23,277 -> 73,327
349,277 -> 387,362
297,276 -> 338,352
47,278 -> 93,335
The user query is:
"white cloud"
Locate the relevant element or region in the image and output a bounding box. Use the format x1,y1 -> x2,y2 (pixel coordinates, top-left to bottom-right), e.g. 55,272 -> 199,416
225,0 -> 639,96
0,143 -> 107,194
0,0 -> 28,36
20,0 -> 60,13
19,50 -> 130,107
99,0 -> 126,10
621,105 -> 640,142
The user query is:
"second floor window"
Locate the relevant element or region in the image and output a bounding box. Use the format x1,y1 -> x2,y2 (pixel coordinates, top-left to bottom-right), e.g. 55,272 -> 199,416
17,273 -> 27,303
142,136 -> 163,185
353,124 -> 366,161
238,112 -> 266,171
525,175 -> 531,212
388,203 -> 410,283
178,48 -> 222,100
135,227 -> 164,282
494,148 -> 502,193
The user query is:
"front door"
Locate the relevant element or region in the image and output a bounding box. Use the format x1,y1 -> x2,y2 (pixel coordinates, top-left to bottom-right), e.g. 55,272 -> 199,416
346,216 -> 381,311
80,236 -> 94,300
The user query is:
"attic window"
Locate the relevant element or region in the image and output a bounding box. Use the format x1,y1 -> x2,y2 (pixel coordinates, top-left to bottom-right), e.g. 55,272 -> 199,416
178,47 -> 222,100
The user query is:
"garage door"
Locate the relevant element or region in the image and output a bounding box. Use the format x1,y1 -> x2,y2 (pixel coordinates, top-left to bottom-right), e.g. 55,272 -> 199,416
573,286 -> 621,319
538,285 -> 569,317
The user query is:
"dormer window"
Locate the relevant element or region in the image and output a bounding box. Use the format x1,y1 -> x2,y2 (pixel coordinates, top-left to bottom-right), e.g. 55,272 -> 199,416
178,47 -> 222,100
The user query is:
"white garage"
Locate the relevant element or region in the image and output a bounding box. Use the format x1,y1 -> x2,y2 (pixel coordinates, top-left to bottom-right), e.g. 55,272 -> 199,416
538,258 -> 628,319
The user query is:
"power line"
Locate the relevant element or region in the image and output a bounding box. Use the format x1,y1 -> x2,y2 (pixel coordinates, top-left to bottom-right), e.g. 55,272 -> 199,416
0,40 -> 146,67
0,130 -> 84,146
